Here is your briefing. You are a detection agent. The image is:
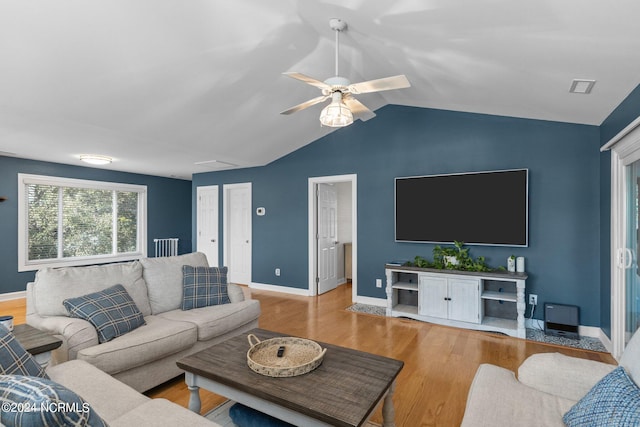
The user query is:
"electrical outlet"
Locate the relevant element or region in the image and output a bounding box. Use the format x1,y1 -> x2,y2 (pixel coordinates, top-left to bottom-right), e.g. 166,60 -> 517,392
529,294 -> 538,306
376,279 -> 382,288
275,268 -> 280,276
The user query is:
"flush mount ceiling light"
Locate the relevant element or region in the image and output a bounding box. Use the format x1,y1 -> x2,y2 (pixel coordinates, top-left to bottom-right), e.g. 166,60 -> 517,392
79,154 -> 112,165
569,79 -> 596,94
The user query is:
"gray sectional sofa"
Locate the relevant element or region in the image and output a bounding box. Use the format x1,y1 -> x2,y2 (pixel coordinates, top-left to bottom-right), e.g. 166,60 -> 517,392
461,331 -> 639,426
46,359 -> 220,426
26,252 -> 261,392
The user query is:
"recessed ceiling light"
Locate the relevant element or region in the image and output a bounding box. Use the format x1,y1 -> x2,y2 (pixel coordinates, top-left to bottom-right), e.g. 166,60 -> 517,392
569,79 -> 596,94
79,154 -> 112,165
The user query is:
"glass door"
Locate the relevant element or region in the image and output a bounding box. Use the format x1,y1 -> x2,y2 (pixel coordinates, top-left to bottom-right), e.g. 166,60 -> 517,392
625,162 -> 640,344
607,117 -> 640,358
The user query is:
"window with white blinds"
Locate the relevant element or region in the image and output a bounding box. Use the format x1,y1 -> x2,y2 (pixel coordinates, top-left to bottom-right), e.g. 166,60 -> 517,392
18,174 -> 147,271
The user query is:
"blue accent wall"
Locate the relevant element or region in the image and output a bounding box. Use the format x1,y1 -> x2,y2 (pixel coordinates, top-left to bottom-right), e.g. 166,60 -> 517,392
194,105 -> 603,326
0,156 -> 192,294
599,83 -> 640,337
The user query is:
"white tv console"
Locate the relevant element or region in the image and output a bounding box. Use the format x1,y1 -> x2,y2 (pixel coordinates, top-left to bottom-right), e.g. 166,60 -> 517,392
385,265 -> 527,338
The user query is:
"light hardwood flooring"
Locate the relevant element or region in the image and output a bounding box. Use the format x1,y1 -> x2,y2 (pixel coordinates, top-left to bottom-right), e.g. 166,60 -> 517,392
0,284 -> 615,426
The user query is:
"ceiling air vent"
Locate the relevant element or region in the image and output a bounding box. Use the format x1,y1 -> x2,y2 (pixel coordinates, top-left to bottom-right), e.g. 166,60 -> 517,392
194,160 -> 238,171
569,79 -> 596,94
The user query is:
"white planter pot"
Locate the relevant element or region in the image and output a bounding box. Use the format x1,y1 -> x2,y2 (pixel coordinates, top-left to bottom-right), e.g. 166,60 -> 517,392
444,256 -> 459,266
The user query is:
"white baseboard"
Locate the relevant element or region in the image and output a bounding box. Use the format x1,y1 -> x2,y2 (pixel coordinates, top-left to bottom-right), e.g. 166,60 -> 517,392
0,291 -> 26,302
599,330 -> 614,356
249,282 -> 311,296
353,296 -> 386,307
578,325 -> 602,339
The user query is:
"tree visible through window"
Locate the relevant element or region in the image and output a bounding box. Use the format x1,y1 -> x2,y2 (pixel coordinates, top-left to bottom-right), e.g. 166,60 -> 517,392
19,174 -> 146,271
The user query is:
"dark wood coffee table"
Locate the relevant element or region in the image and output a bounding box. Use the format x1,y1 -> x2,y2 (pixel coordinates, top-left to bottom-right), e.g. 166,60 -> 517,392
177,328 -> 404,427
13,324 -> 62,367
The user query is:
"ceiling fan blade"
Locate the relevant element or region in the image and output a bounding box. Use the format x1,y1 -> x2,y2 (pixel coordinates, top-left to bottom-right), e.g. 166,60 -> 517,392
348,75 -> 411,94
283,72 -> 331,90
280,95 -> 329,115
344,97 -> 376,121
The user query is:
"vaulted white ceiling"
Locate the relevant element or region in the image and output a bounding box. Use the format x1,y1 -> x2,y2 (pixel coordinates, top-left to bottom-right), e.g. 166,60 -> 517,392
1,1 -> 640,179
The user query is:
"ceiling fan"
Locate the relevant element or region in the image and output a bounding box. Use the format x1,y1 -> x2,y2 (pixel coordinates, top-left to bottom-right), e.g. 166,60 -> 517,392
280,18 -> 411,128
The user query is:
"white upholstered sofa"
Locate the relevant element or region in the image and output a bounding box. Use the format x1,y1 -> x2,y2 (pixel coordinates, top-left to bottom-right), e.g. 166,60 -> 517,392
26,252 -> 261,392
461,332 -> 639,426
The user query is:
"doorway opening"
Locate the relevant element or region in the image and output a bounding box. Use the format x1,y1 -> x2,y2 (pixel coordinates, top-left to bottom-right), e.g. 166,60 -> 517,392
308,174 -> 357,301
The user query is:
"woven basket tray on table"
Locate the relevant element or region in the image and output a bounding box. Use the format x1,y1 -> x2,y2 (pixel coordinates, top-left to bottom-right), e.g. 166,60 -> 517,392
246,334 -> 327,377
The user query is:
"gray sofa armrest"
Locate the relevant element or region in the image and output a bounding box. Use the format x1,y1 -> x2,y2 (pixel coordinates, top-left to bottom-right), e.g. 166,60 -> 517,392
518,352 -> 616,401
27,312 -> 99,364
461,364 -> 573,427
227,283 -> 252,302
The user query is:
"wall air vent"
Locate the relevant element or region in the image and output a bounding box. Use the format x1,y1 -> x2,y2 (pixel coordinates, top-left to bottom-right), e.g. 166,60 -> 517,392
569,79 -> 596,94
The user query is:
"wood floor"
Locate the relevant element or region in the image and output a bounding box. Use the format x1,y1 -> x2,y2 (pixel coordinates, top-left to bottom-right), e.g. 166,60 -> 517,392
1,284 -> 615,426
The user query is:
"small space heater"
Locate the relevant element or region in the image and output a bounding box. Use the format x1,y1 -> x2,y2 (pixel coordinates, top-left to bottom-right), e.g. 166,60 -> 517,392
544,303 -> 579,339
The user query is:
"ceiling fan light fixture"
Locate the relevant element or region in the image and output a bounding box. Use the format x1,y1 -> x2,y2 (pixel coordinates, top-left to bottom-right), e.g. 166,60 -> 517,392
79,154 -> 112,165
320,100 -> 353,127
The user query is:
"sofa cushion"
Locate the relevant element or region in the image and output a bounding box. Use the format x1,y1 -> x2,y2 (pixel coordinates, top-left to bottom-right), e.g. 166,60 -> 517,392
110,398 -> 218,427
563,366 -> 640,427
33,261 -> 152,317
0,374 -> 107,427
518,352 -> 617,401
461,364 -> 572,427
0,325 -> 47,378
182,266 -> 231,310
76,315 -> 196,375
46,359 -> 149,422
159,299 -> 261,341
63,284 -> 146,343
140,253 -> 209,314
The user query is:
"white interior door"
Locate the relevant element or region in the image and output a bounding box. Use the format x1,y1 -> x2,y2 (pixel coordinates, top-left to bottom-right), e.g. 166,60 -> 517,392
196,186 -> 219,267
317,183 -> 338,294
224,183 -> 252,285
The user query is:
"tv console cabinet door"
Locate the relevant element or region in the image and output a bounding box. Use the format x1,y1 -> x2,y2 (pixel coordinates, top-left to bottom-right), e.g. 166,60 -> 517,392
448,278 -> 480,324
419,275 -> 448,318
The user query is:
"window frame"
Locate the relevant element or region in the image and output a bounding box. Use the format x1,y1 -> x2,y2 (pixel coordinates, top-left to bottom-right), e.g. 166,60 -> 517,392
18,173 -> 147,272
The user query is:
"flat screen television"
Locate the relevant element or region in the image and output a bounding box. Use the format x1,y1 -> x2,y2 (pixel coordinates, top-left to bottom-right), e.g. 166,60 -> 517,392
395,169 -> 528,246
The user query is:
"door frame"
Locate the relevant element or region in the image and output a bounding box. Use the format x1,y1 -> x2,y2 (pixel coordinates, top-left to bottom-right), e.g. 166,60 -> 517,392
308,174 -> 357,300
196,185 -> 219,267
604,115 -> 640,359
223,182 -> 252,284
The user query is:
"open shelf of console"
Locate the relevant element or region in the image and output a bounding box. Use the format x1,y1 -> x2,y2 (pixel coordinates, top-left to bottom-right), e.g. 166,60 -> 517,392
385,265 -> 527,338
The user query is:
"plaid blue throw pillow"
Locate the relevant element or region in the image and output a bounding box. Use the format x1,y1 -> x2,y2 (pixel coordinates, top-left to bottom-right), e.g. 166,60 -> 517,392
182,266 -> 231,310
0,375 -> 107,427
563,366 -> 640,426
0,325 -> 47,378
63,284 -> 146,343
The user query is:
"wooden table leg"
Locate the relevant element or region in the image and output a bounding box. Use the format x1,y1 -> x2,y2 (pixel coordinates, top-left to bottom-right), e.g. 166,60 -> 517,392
381,380 -> 396,427
185,372 -> 202,413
